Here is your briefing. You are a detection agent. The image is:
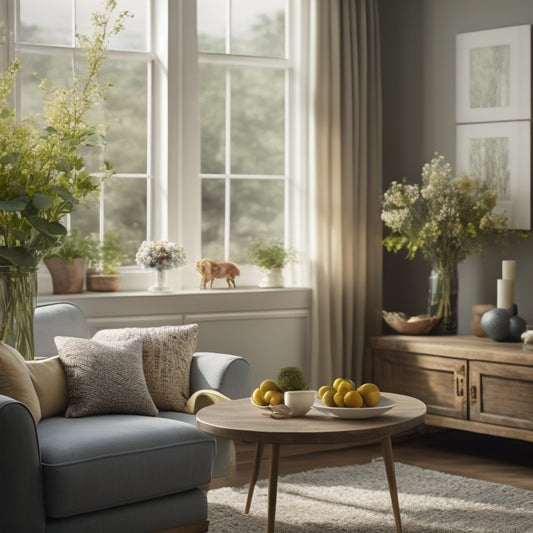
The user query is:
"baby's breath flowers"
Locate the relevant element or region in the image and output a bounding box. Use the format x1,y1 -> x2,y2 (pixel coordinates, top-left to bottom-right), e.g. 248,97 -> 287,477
381,153 -> 508,331
135,241 -> 187,271
381,153 -> 508,266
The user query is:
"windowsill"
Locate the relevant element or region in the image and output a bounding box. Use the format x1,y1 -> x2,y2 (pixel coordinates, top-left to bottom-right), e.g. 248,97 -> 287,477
37,286 -> 313,318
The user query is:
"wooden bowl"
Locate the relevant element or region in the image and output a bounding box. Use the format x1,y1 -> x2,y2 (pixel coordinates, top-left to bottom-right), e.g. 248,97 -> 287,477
382,311 -> 441,335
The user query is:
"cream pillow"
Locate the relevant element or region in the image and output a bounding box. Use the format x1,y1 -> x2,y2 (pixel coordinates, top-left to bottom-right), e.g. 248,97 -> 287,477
55,336 -> 158,418
93,324 -> 199,412
26,356 -> 68,418
0,341 -> 41,422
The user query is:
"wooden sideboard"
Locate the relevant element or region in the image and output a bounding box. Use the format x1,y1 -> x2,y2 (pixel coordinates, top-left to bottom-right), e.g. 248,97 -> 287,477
369,335 -> 533,442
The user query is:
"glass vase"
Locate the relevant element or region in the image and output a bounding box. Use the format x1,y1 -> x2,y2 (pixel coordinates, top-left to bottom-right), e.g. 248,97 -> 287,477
149,268 -> 174,293
0,266 -> 37,360
427,263 -> 458,335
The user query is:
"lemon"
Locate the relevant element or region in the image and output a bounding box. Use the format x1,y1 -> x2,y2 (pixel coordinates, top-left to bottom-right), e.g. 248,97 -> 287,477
358,383 -> 381,407
343,390 -> 364,408
334,391 -> 345,407
346,378 -> 356,389
252,388 -> 268,406
318,385 -> 335,399
332,377 -> 345,390
322,390 -> 337,407
260,379 -> 280,396
336,380 -> 354,395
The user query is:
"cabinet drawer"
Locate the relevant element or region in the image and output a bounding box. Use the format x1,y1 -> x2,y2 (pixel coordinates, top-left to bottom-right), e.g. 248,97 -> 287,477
470,361 -> 533,430
373,350 -> 467,419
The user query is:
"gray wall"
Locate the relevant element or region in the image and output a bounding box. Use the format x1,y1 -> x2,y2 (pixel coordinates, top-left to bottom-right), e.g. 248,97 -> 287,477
379,0 -> 533,334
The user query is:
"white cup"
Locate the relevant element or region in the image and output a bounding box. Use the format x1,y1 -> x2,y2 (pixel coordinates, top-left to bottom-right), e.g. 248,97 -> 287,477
284,390 -> 317,416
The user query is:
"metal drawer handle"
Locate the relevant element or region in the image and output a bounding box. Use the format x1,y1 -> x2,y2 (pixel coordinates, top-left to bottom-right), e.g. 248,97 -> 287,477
455,365 -> 465,397
471,385 -> 477,403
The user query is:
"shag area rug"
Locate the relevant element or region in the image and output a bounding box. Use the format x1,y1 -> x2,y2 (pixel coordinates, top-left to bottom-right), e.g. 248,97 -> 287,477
208,459 -> 533,532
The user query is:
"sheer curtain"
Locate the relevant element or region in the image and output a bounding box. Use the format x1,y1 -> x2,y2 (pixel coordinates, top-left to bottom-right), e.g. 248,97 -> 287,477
309,0 -> 382,386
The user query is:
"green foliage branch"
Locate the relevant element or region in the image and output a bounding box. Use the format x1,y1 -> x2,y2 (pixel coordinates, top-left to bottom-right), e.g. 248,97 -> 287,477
249,238 -> 297,271
0,0 -> 130,267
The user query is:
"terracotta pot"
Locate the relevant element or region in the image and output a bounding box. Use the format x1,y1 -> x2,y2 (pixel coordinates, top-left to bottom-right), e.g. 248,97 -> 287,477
44,257 -> 87,294
86,271 -> 121,292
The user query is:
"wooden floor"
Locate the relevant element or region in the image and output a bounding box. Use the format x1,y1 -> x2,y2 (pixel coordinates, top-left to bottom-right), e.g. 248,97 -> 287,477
211,427 -> 533,492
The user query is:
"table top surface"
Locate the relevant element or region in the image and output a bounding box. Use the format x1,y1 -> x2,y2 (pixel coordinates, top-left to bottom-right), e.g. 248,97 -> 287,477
196,393 -> 426,445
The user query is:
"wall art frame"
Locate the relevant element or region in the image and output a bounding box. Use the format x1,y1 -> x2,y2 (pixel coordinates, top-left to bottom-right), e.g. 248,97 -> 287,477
456,121 -> 531,230
456,25 -> 531,124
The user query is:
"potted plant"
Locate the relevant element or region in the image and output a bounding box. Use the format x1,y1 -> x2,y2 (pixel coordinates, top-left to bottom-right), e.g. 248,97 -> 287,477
44,229 -> 94,294
0,1 -> 129,358
249,238 -> 297,288
86,232 -> 124,292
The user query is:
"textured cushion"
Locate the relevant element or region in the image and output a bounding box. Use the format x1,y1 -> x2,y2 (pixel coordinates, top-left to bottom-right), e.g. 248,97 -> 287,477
93,325 -> 199,412
0,341 -> 41,422
26,356 -> 68,419
55,336 -> 158,418
37,414 -> 215,518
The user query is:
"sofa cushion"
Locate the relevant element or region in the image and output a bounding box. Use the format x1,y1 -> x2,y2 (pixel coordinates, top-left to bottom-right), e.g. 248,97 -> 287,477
37,414 -> 215,518
0,341 -> 41,422
93,325 -> 199,412
26,356 -> 68,418
55,336 -> 158,417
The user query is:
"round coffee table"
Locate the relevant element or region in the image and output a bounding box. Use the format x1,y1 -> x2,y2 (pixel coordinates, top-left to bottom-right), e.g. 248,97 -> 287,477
197,393 -> 426,533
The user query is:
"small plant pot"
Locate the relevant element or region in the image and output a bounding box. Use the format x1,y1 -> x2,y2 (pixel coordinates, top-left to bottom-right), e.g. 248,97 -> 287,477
86,271 -> 122,292
44,257 -> 87,294
259,268 -> 284,288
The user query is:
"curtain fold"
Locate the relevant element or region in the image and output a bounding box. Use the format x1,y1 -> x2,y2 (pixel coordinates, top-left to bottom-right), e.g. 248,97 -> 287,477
310,0 -> 383,387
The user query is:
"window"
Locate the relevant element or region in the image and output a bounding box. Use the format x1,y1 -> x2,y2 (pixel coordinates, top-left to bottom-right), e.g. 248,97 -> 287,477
14,0 -> 151,264
197,0 -> 293,264
9,0 -> 307,289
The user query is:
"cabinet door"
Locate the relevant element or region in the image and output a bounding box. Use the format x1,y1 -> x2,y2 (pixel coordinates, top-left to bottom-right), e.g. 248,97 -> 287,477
373,349 -> 467,419
470,361 -> 533,430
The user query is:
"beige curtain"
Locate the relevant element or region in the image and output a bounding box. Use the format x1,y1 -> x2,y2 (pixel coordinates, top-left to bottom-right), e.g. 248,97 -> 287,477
309,0 -> 382,387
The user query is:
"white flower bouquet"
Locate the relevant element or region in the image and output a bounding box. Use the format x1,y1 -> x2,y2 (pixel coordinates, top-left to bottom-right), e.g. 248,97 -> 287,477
135,240 -> 186,271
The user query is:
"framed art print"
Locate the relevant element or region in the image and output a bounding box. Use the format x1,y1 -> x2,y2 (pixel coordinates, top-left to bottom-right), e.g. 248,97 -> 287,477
456,25 -> 531,123
456,121 -> 531,230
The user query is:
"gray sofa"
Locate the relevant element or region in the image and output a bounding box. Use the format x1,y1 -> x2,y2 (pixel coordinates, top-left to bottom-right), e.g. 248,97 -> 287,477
0,302 -> 251,533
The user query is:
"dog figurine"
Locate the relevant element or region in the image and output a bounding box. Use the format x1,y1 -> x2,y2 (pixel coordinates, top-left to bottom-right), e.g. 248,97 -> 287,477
195,258 -> 240,289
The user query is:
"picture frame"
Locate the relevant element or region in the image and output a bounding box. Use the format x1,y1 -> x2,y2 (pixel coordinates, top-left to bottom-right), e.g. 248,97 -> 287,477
456,25 -> 531,123
456,121 -> 531,230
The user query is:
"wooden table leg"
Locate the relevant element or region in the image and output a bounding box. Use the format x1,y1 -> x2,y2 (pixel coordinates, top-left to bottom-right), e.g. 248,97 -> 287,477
381,435 -> 402,533
267,443 -> 281,533
245,442 -> 264,514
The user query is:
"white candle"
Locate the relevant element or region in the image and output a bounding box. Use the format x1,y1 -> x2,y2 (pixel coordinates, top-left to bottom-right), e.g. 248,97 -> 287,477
502,260 -> 516,280
497,278 -> 515,309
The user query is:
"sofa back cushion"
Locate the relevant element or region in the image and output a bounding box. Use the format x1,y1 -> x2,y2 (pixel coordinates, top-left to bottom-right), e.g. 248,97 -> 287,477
0,341 -> 41,422
26,356 -> 68,418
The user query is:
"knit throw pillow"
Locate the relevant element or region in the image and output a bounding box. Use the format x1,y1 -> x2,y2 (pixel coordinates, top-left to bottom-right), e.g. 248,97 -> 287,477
93,324 -> 199,412
55,336 -> 158,418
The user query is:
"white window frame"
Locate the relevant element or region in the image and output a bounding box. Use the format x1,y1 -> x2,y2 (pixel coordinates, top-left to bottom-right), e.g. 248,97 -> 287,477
3,0 -> 310,293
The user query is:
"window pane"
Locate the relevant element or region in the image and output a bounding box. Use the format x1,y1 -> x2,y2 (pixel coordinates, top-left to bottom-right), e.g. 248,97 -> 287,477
230,179 -> 284,262
197,0 -> 226,53
202,178 -> 226,259
101,59 -> 148,174
200,63 -> 226,174
76,0 -> 149,51
231,67 -> 285,175
18,52 -> 72,118
231,0 -> 285,58
103,177 -> 147,264
19,0 -> 72,45
70,192 -> 100,236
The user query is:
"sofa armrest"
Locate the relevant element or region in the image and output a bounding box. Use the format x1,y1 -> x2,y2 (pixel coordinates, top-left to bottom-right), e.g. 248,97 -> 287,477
190,352 -> 251,400
0,395 -> 46,533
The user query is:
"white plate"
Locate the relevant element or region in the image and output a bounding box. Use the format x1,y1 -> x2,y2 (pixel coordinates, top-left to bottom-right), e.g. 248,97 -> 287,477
312,395 -> 396,419
251,397 -> 271,410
